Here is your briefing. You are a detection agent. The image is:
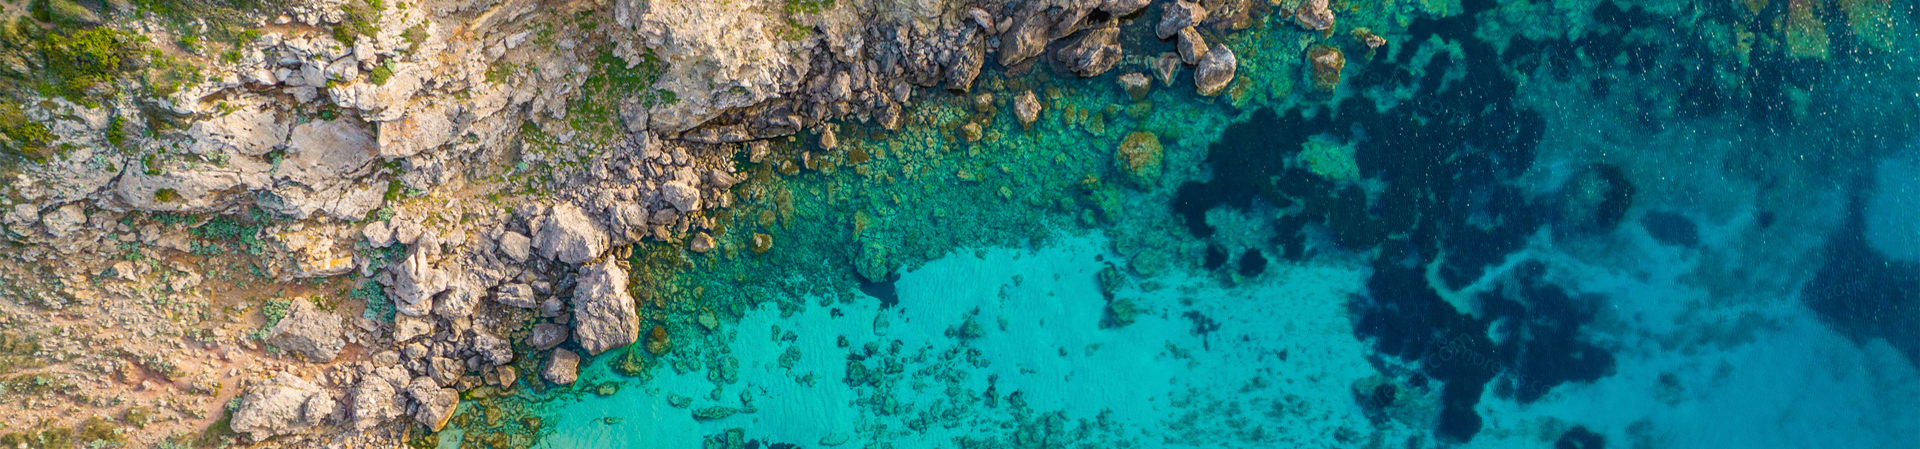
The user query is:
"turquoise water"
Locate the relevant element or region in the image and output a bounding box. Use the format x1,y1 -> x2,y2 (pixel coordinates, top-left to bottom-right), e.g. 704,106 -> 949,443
447,1 -> 1920,447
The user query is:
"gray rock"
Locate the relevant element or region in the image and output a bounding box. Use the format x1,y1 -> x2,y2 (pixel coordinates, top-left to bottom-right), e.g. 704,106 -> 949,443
1058,25 -> 1122,78
406,376 -> 460,431
997,7 -> 1053,67
572,258 -> 639,355
544,349 -> 580,385
428,356 -> 463,386
661,181 -> 703,212
1014,90 -> 1043,129
431,278 -> 478,319
1157,1 -> 1207,40
393,314 -> 433,342
348,375 -> 404,431
1194,43 -> 1237,96
1177,27 -> 1208,64
944,30 -> 987,92
473,332 -> 513,366
533,202 -> 610,265
498,231 -> 531,262
363,221 -> 395,248
41,204 -> 85,238
388,236 -> 451,317
1294,0 -> 1335,31
494,283 -> 539,308
689,232 -> 716,253
530,323 -> 567,350
1101,0 -> 1151,15
231,372 -> 335,441
264,298 -> 346,362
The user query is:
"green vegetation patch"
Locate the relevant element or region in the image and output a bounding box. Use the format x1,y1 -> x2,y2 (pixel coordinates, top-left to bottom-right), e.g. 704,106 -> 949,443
566,49 -> 674,139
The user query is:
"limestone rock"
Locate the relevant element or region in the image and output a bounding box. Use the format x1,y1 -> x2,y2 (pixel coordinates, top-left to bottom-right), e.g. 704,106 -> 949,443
544,349 -> 580,385
499,231 -> 531,262
534,203 -> 610,265
348,374 -> 405,431
1295,0 -> 1335,31
1058,25 -> 1123,78
231,372 -> 335,441
473,332 -> 513,366
495,283 -> 539,309
1194,43 -> 1237,96
1101,0 -> 1152,15
572,258 -> 639,355
388,238 -> 451,317
1014,90 -> 1042,130
264,298 -> 346,362
1176,27 -> 1208,65
998,7 -> 1053,67
40,203 -> 85,238
1119,73 -> 1152,101
1157,1 -> 1207,40
690,232 -> 716,252
189,105 -> 287,157
406,376 -> 460,431
529,323 -> 567,350
376,106 -> 453,159
662,180 -> 703,212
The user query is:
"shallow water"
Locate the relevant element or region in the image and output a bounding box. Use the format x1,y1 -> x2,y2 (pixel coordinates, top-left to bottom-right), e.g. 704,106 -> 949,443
446,1 -> 1920,447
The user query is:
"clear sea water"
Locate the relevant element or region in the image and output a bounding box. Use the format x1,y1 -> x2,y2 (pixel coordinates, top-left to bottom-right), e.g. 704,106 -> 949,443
446,2 -> 1920,448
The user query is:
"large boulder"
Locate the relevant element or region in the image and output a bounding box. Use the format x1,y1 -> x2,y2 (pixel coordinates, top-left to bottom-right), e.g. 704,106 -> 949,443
1058,25 -> 1123,78
533,203 -> 610,265
1194,43 -> 1237,96
998,7 -> 1054,67
387,235 -> 452,317
1157,1 -> 1207,39
231,372 -> 336,441
544,349 -> 580,385
347,368 -> 408,431
530,322 -> 568,350
406,376 -> 460,431
572,258 -> 640,355
264,298 -> 346,362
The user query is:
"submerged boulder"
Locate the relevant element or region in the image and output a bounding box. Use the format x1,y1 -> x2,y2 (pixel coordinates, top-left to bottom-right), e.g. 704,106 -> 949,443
1194,43 -> 1237,96
1115,132 -> 1165,188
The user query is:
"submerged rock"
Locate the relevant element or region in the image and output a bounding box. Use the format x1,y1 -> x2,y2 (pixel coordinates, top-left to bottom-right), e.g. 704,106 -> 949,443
645,324 -> 673,355
1119,73 -> 1152,101
231,372 -> 335,441
1155,52 -> 1184,86
1194,44 -> 1237,96
1115,132 -> 1165,188
572,258 -> 639,355
264,298 -> 345,362
1295,0 -> 1335,31
1014,90 -> 1043,130
1308,45 -> 1346,93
